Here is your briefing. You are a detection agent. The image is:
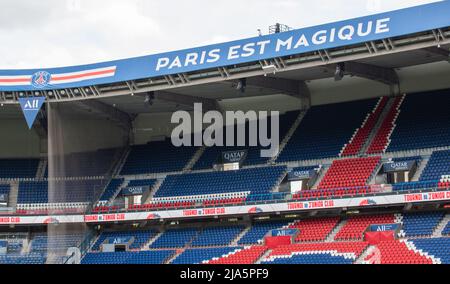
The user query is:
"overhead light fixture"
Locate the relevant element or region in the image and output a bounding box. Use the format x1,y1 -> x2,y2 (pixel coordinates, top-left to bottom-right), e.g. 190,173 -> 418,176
236,78 -> 247,93
262,64 -> 278,75
334,63 -> 345,81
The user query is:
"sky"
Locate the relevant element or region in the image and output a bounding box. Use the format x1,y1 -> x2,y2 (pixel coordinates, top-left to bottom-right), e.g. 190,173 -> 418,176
0,0 -> 441,69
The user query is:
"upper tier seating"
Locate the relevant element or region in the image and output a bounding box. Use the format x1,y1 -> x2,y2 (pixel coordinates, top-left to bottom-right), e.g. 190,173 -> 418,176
191,226 -> 245,247
98,178 -> 124,203
411,238 -> 450,264
150,228 -> 199,249
317,157 -> 381,190
342,97 -> 388,156
154,166 -> 286,201
237,221 -> 288,245
193,111 -> 299,170
0,159 -> 39,179
17,179 -> 106,204
400,212 -> 444,237
0,184 -> 10,199
289,217 -> 340,242
81,250 -> 174,264
277,99 -> 377,162
120,139 -> 199,175
395,150 -> 450,191
171,247 -> 242,264
335,214 -> 396,240
420,150 -> 450,182
443,222 -> 450,236
91,230 -> 158,251
44,148 -> 119,178
365,240 -> 433,264
387,90 -> 450,152
366,96 -> 403,154
127,179 -> 158,188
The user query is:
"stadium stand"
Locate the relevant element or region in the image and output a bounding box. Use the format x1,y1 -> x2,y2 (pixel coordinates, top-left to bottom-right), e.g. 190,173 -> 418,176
193,111 -> 299,170
237,221 -> 288,245
171,247 -> 243,264
399,212 -> 444,237
120,139 -> 199,175
0,184 -> 10,198
334,214 -> 397,241
411,238 -> 450,264
289,217 -> 340,242
420,150 -> 450,182
365,240 -> 434,264
276,99 -> 377,162
387,90 -> 450,152
394,150 -> 450,191
82,250 -> 175,264
97,178 -> 124,203
341,97 -> 388,156
0,159 -> 39,179
150,228 -> 199,249
91,229 -> 158,251
443,222 -> 450,236
366,96 -> 404,154
153,166 -> 286,202
17,179 -> 106,205
191,226 -> 245,247
317,156 -> 381,190
205,245 -> 268,264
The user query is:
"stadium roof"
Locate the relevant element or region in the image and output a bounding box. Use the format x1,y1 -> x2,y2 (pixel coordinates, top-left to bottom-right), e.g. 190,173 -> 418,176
0,1 -> 449,116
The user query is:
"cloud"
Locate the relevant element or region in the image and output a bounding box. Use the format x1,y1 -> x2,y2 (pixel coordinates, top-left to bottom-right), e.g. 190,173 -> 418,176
0,0 -> 441,69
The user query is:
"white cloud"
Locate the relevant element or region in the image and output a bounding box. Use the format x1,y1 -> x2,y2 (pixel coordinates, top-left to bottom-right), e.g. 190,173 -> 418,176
0,0 -> 441,69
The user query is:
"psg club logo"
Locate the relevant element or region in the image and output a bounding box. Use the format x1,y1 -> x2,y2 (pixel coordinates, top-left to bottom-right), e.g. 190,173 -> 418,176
31,71 -> 51,88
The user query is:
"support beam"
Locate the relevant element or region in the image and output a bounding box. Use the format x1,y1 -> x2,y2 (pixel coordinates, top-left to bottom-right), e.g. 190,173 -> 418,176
234,76 -> 311,109
76,100 -> 133,132
153,91 -> 221,112
327,62 -> 399,86
423,47 -> 450,60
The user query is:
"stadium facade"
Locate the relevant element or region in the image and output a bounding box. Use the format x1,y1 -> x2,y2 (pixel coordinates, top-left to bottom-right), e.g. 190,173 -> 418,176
0,1 -> 449,264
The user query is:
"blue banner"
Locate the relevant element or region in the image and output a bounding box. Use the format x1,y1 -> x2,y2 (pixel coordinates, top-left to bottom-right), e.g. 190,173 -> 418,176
222,150 -> 248,164
18,97 -> 46,129
271,229 -> 299,237
1,2 -> 450,91
383,161 -> 416,172
121,186 -> 149,196
288,170 -> 316,181
369,224 -> 400,232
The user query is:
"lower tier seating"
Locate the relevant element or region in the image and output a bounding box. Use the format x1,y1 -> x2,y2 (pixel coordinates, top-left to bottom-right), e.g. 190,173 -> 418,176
365,240 -> 433,264
399,212 -> 444,237
335,214 -> 396,241
171,247 -> 242,264
81,250 -> 174,264
205,245 -> 268,264
289,217 -> 339,242
91,230 -> 158,251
